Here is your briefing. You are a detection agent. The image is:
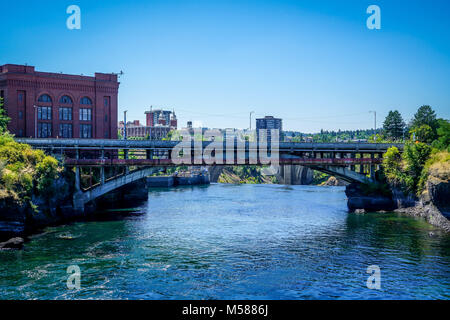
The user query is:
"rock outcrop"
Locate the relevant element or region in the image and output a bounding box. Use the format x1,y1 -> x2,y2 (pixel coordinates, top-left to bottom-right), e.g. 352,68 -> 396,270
0,237 -> 24,250
345,183 -> 396,213
320,176 -> 349,186
345,171 -> 450,231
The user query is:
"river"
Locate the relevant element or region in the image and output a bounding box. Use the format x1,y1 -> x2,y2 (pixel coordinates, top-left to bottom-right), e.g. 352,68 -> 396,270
0,184 -> 449,299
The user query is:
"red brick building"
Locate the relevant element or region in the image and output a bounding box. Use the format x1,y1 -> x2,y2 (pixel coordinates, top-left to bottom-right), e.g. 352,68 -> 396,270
0,64 -> 119,139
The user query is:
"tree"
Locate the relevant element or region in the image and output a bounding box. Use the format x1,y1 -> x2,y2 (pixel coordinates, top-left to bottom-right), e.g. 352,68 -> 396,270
383,146 -> 402,180
432,119 -> 450,151
410,124 -> 434,144
411,105 -> 439,139
403,142 -> 432,194
383,110 -> 405,140
0,97 -> 10,132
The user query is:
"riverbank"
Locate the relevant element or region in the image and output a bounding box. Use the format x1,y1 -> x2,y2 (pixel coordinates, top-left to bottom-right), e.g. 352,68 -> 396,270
345,175 -> 450,232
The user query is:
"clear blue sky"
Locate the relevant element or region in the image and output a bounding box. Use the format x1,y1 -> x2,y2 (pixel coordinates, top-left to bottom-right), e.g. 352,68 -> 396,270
1,0 -> 449,132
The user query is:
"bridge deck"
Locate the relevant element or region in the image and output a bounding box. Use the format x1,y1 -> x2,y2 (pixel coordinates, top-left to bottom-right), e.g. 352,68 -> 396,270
15,138 -> 403,153
65,157 -> 382,167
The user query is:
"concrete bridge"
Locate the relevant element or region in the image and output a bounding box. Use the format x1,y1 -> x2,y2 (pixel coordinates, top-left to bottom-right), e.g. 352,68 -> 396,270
16,138 -> 403,212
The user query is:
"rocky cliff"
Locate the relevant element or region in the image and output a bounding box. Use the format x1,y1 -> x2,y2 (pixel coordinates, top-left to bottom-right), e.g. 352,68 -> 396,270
346,173 -> 450,231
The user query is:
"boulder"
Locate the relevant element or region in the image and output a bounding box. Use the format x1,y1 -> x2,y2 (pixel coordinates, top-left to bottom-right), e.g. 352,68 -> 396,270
0,237 -> 24,250
345,183 -> 396,213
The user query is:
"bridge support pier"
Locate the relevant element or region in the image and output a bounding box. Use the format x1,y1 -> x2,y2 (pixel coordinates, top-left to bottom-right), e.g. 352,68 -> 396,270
124,149 -> 129,175
75,149 -> 81,192
100,149 -> 105,185
73,192 -> 85,214
370,153 -> 376,180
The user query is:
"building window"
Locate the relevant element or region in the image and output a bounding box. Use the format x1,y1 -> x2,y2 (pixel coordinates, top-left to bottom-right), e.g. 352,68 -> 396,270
59,124 -> 73,138
104,97 -> 109,107
80,124 -> 92,138
37,123 -> 52,138
59,95 -> 73,104
105,114 -> 108,122
37,106 -> 52,120
18,111 -> 23,119
80,97 -> 92,105
79,108 -> 92,121
18,93 -> 23,102
104,131 -> 109,139
38,94 -> 52,103
18,129 -> 24,137
59,107 -> 73,121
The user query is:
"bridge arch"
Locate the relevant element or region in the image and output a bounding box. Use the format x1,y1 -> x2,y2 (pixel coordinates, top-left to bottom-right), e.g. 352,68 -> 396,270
73,167 -> 159,212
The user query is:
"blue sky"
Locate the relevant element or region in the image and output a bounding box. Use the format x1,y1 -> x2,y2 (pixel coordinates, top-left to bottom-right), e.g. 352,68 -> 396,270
1,0 -> 449,132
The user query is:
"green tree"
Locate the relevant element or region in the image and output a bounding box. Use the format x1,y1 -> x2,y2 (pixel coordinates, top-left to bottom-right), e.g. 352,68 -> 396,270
383,146 -> 403,180
402,142 -> 432,194
0,97 -> 11,132
432,119 -> 450,151
410,105 -> 439,139
383,110 -> 405,140
410,124 -> 434,143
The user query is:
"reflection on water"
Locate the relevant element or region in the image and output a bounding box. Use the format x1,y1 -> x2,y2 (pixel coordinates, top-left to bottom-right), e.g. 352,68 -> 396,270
0,184 -> 449,299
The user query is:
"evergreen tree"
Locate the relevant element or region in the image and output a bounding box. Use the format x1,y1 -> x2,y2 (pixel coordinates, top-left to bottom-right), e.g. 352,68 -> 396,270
383,110 -> 405,140
411,105 -> 439,133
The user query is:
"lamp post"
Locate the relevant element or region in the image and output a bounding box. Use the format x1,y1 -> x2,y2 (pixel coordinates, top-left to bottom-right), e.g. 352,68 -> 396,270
369,110 -> 376,134
123,110 -> 127,140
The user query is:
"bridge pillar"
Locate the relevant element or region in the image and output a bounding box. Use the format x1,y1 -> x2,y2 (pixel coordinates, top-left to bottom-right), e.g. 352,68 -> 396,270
283,165 -> 292,185
370,153 -> 376,180
124,149 -> 129,175
351,153 -> 356,171
358,153 -> 364,174
100,149 -> 105,185
75,148 -> 81,192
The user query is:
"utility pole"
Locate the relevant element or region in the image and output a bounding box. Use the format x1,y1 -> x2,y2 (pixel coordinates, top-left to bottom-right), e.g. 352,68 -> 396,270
123,110 -> 127,140
370,111 -> 376,135
249,111 -> 255,130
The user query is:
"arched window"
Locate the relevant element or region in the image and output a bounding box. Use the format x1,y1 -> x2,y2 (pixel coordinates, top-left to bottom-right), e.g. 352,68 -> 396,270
59,95 -> 73,104
80,97 -> 92,105
38,94 -> 52,103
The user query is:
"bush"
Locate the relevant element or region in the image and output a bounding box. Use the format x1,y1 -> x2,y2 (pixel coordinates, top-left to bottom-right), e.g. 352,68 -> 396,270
0,132 -> 62,204
382,146 -> 402,181
403,142 -> 432,194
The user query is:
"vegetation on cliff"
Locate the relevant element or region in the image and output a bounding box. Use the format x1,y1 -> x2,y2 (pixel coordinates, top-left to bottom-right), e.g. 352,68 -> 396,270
0,98 -> 63,208
382,105 -> 449,197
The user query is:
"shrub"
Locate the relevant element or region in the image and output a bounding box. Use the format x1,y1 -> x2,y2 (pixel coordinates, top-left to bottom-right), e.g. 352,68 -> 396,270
0,132 -> 62,205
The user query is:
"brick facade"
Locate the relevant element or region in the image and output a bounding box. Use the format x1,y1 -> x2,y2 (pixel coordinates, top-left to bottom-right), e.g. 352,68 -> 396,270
0,64 -> 119,139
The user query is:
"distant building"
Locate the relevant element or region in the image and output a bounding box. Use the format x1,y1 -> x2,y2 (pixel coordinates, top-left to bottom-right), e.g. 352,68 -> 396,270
0,64 -> 119,139
119,108 -> 177,140
256,116 -> 283,141
145,107 -> 177,128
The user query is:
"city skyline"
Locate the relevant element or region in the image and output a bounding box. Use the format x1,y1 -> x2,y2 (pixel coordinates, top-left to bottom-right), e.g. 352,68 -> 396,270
1,0 -> 449,132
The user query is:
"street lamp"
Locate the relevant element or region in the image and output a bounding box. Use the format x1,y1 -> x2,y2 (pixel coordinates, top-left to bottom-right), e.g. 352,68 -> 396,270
249,111 -> 255,130
123,110 -> 127,140
369,110 -> 377,134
